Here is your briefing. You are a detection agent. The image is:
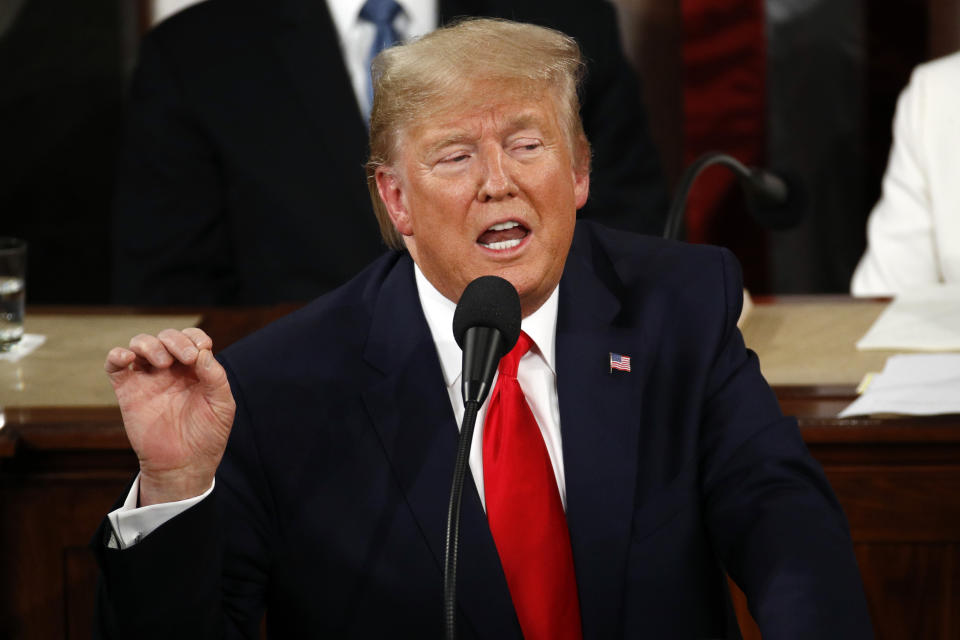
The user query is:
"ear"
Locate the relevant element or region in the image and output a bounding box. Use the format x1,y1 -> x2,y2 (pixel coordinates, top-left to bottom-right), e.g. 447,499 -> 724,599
375,166 -> 414,236
573,163 -> 590,211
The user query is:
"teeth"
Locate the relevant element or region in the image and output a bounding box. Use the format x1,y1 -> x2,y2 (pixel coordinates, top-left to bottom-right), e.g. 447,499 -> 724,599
487,221 -> 520,231
480,238 -> 523,250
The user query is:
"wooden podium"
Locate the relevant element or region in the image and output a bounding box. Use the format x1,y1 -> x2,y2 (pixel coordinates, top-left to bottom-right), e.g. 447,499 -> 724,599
735,298 -> 960,639
1,300 -> 958,638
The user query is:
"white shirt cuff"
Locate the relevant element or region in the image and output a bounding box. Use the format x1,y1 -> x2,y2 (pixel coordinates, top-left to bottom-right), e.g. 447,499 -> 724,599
106,475 -> 215,549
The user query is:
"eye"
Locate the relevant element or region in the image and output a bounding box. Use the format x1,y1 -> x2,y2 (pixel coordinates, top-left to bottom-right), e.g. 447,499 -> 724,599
511,139 -> 543,154
437,150 -> 472,164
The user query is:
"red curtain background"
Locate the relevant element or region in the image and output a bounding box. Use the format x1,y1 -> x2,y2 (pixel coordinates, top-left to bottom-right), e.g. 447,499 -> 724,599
681,0 -> 769,291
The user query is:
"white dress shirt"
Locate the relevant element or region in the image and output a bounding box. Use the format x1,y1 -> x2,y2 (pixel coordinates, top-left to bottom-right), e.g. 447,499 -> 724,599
414,265 -> 567,511
109,265 -> 567,547
325,0 -> 436,117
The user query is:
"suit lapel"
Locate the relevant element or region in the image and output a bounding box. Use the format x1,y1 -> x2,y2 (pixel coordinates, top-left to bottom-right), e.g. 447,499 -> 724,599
361,256 -> 521,639
556,246 -> 645,639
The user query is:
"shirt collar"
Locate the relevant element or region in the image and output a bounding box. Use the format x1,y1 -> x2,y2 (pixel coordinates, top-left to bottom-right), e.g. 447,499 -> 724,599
325,0 -> 435,40
326,0 -> 367,36
414,264 -> 559,389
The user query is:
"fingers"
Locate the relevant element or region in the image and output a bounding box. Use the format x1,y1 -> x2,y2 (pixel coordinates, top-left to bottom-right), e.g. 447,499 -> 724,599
128,333 -> 174,367
108,328 -> 217,375
157,329 -> 201,364
181,327 -> 213,351
125,328 -> 215,369
177,329 -> 222,389
195,348 -> 230,392
104,347 -> 136,374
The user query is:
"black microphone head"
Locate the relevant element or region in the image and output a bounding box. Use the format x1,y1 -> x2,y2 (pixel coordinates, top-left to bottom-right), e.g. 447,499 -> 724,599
744,169 -> 806,231
452,276 -> 522,355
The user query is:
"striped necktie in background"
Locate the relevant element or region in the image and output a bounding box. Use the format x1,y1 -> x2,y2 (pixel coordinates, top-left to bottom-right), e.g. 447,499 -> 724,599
359,0 -> 403,119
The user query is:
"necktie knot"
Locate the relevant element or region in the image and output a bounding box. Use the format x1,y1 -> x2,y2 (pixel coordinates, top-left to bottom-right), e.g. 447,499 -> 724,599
360,0 -> 402,28
498,331 -> 532,379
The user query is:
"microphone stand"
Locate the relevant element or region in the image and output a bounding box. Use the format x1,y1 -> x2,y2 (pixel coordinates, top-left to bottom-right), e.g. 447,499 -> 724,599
662,151 -> 792,241
444,277 -> 518,640
443,400 -> 480,640
443,325 -> 506,640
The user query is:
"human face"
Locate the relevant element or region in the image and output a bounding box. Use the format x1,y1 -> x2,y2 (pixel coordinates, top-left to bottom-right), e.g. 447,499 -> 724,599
374,89 -> 589,317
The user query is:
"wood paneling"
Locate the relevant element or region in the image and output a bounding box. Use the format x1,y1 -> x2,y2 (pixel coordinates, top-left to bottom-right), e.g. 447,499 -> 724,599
65,547 -> 101,640
0,474 -> 134,639
827,467 -> 960,541
855,543 -> 959,640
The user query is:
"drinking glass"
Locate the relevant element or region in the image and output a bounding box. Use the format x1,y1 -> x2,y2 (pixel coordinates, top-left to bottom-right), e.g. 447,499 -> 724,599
0,238 -> 27,352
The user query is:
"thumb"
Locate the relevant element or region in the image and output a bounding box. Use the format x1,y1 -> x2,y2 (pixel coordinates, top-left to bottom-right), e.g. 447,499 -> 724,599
195,349 -> 232,403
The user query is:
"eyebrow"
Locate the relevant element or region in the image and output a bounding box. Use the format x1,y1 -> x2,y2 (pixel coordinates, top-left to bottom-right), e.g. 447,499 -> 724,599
505,112 -> 544,133
425,132 -> 477,155
422,111 -> 548,156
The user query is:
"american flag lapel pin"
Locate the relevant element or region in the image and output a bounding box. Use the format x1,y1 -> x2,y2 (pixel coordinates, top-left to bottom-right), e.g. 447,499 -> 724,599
609,352 -> 631,373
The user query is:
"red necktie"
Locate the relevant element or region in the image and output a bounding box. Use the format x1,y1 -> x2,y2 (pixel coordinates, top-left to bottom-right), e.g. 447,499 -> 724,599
482,331 -> 582,640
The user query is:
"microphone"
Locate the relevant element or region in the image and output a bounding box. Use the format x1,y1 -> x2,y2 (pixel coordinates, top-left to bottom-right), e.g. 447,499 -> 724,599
452,275 -> 522,406
662,151 -> 805,240
742,167 -> 805,231
444,275 -> 521,640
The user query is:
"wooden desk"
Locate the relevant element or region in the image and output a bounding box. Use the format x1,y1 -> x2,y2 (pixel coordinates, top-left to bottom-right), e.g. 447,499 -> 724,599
738,298 -> 960,639
0,306 -> 294,640
1,301 -> 958,639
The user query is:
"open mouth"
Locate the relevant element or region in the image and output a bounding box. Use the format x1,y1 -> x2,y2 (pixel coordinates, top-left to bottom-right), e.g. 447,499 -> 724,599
477,221 -> 529,250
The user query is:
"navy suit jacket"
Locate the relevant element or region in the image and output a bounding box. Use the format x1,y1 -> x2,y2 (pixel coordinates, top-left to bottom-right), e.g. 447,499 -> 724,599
111,0 -> 667,305
94,222 -> 872,639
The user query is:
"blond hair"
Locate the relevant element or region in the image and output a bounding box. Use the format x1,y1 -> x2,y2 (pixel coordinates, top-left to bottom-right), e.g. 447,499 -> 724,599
365,18 -> 590,249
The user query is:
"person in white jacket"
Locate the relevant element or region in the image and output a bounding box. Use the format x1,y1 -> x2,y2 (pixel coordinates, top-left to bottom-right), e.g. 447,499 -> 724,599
851,51 -> 960,296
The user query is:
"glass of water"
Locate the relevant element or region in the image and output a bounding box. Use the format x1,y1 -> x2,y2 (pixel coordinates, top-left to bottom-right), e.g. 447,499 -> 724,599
0,238 -> 27,352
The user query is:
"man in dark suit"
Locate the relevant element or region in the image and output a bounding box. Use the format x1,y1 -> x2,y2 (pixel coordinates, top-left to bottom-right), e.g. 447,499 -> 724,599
95,18 -> 872,639
112,0 -> 667,305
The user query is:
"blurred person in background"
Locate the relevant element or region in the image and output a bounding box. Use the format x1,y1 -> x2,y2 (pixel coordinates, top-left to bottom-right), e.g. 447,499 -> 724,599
851,51 -> 960,296
112,0 -> 668,306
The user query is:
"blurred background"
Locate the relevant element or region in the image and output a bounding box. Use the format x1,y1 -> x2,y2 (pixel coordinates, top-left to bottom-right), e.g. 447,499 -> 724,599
2,0 -> 958,302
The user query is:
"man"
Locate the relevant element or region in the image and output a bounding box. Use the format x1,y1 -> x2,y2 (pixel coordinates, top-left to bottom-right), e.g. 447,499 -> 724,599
111,0 -> 667,305
95,19 -> 873,639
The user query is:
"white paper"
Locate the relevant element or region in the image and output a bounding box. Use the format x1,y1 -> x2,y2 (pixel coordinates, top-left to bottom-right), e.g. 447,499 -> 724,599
857,284 -> 960,351
839,353 -> 960,417
0,334 -> 46,363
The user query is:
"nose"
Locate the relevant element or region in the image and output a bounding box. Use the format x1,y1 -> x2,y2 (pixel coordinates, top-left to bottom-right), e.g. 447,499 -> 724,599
477,145 -> 517,202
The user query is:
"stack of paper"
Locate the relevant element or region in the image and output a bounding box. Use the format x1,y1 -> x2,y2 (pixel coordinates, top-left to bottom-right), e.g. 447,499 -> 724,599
840,353 -> 960,417
857,284 -> 960,351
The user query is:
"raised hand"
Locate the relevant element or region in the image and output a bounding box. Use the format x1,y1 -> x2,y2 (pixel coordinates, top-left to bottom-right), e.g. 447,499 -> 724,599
104,328 -> 236,506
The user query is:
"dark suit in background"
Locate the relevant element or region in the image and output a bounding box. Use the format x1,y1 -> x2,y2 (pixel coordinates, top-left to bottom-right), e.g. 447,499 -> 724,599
93,222 -> 871,638
111,0 -> 668,305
